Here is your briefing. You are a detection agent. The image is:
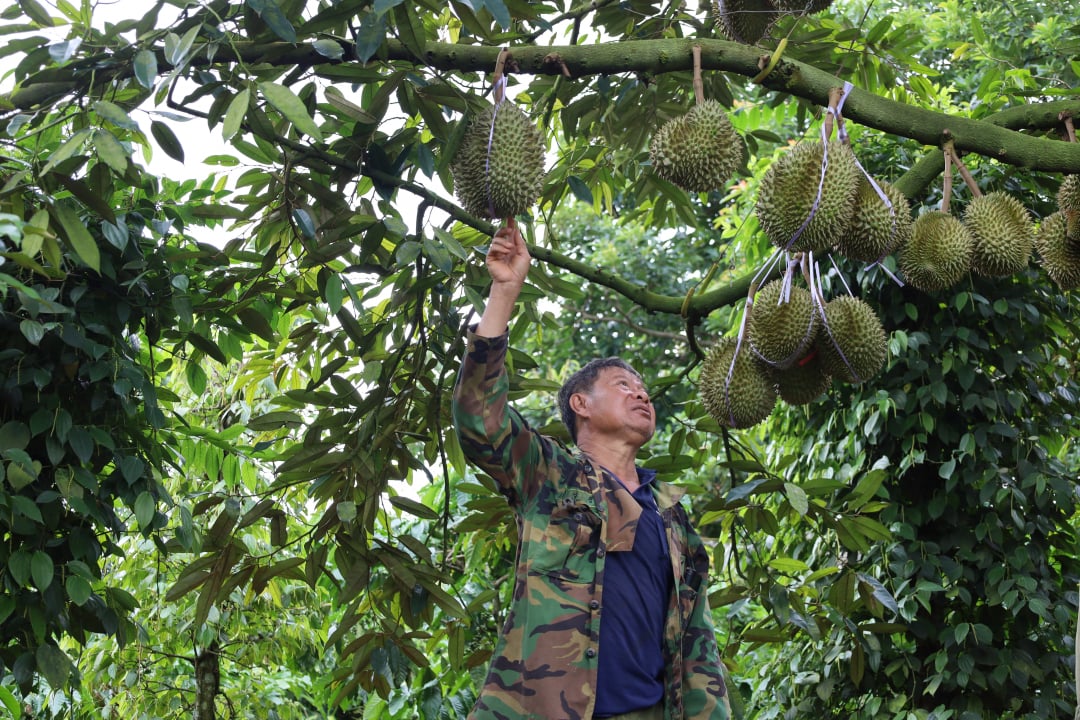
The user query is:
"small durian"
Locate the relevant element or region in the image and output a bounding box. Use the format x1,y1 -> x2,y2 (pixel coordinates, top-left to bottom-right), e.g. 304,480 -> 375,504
1033,211 -> 1080,290
713,0 -> 779,44
748,280 -> 818,368
816,295 -> 887,384
756,140 -> 861,254
773,348 -> 832,405
836,178 -> 913,263
1057,175 -> 1080,214
650,100 -> 744,193
898,210 -> 973,292
451,101 -> 546,219
699,336 -> 778,429
963,191 -> 1034,277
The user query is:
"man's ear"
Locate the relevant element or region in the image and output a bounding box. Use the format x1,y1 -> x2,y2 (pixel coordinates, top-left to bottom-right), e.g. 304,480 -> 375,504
569,391 -> 590,418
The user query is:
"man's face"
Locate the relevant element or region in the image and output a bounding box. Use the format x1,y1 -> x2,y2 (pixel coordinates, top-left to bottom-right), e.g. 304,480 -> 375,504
576,366 -> 655,444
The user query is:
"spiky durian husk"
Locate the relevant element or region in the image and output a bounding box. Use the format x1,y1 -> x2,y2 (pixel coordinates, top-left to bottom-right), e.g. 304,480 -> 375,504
1057,175 -> 1080,214
713,0 -> 779,44
774,349 -> 832,405
836,178 -> 913,263
650,100 -> 744,193
756,140 -> 860,254
699,336 -> 778,429
1034,211 -> 1080,290
450,101 -> 546,219
964,191 -> 1034,277
898,210 -> 973,292
748,280 -> 818,368
816,295 -> 887,384
773,0 -> 833,12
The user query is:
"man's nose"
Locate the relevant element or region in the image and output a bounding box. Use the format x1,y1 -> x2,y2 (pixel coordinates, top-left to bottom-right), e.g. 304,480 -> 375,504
636,388 -> 650,403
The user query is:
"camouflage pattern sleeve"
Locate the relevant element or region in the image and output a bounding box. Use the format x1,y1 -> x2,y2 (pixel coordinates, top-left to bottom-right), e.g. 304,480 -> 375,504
451,329 -> 561,508
681,584 -> 731,719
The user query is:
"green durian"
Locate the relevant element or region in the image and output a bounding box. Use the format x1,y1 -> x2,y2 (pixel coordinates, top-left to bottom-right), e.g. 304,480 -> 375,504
650,100 -> 744,193
748,280 -> 818,368
713,0 -> 779,44
699,336 -> 778,429
756,140 -> 861,254
1057,175 -> 1080,214
816,295 -> 887,384
963,191 -> 1034,277
451,101 -> 546,219
1034,211 -> 1080,291
836,178 -> 913,263
898,210 -> 973,292
773,348 -> 832,405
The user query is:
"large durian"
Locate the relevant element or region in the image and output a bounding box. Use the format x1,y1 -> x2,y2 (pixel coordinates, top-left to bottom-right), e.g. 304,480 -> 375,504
1033,211 -> 1080,290
699,336 -> 778,429
836,178 -> 913,263
898,210 -> 973,292
756,140 -> 861,254
713,0 -> 780,44
748,280 -> 818,367
773,349 -> 832,405
1057,175 -> 1080,214
650,100 -> 744,193
963,191 -> 1034,277
816,295 -> 887,384
451,101 -> 546,219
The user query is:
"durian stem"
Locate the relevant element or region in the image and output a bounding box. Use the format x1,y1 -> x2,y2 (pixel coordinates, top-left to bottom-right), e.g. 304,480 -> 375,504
692,44 -> 704,106
947,143 -> 982,197
941,146 -> 953,214
492,47 -> 509,102
1063,113 -> 1077,144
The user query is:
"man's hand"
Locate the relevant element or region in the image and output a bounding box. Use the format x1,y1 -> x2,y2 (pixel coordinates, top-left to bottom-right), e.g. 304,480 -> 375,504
475,219 -> 531,338
487,219 -> 531,288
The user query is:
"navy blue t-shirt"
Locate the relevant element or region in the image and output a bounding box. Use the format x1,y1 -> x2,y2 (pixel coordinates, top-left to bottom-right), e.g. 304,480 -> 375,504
594,467 -> 673,717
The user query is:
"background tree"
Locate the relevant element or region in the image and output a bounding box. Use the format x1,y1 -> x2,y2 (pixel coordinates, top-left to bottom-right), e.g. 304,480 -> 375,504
0,0 -> 1078,717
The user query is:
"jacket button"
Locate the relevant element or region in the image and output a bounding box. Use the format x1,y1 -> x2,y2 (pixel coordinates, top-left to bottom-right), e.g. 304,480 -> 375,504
589,600 -> 600,610
596,548 -> 606,558
574,513 -> 583,522
585,648 -> 596,659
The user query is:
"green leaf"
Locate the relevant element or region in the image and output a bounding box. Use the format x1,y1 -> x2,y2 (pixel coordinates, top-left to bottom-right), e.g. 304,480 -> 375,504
30,551 -> 53,590
0,685 -> 20,719
93,100 -> 137,129
134,491 -> 155,529
249,0 -> 297,42
353,11 -> 387,63
481,0 -> 511,29
783,482 -> 809,516
120,456 -> 145,484
52,202 -> 100,271
18,0 -> 53,25
150,120 -> 185,162
223,87 -> 250,141
389,495 -> 440,520
187,331 -> 227,363
93,128 -> 129,172
313,38 -> 344,60
133,49 -> 158,89
0,421 -> 30,451
323,271 -> 343,312
65,574 -> 92,606
567,175 -> 594,205
259,82 -> 322,140
40,127 -> 91,175
35,644 -> 71,689
8,550 -> 31,586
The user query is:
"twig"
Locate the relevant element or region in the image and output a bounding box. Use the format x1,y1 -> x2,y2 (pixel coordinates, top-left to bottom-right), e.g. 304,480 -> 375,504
692,45 -> 704,105
941,145 -> 953,214
946,142 -> 982,197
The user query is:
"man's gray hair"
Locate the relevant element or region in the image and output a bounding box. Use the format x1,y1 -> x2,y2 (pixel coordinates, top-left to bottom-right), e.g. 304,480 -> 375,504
557,358 -> 641,444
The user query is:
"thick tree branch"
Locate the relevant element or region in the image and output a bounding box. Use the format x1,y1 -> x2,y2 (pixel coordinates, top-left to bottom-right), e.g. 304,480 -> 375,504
12,38 -> 1080,172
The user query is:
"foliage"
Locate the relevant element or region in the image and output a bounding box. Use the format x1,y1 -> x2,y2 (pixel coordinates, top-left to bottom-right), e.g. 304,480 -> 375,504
0,0 -> 1077,717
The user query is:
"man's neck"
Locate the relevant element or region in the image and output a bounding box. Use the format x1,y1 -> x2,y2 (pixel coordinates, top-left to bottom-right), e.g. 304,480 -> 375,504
577,437 -> 641,492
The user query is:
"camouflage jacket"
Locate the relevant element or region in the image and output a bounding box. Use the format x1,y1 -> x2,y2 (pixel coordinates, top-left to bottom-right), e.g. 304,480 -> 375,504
452,330 -> 730,720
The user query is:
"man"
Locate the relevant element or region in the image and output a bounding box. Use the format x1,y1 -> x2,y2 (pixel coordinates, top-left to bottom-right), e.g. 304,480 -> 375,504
452,220 -> 731,720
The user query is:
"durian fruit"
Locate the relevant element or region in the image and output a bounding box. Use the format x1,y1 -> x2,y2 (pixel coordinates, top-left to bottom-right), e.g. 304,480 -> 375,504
756,141 -> 861,254
713,0 -> 779,44
898,210 -> 973,292
1033,211 -> 1080,290
650,100 -> 744,193
816,295 -> 887,384
963,191 -> 1034,277
1057,175 -> 1080,214
773,348 -> 832,405
451,101 -> 546,219
835,178 -> 913,263
748,280 -> 817,368
699,336 -> 778,429
773,0 -> 833,12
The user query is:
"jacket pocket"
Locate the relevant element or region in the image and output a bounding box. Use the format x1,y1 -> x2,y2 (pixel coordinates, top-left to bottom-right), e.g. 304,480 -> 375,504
529,489 -> 601,583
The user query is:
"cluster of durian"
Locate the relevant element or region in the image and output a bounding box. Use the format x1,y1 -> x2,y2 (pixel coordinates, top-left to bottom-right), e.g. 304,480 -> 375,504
1033,175 -> 1080,290
451,100 -> 546,219
699,280 -> 888,429
713,0 -> 834,45
649,100 -> 745,193
897,191 -> 1036,292
755,140 -> 913,262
